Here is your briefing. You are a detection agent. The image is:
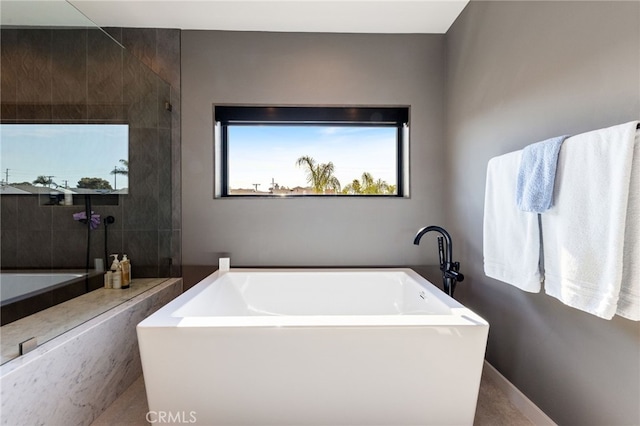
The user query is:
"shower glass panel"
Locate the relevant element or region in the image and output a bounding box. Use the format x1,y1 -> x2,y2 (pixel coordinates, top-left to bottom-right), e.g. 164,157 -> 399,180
0,0 -> 173,364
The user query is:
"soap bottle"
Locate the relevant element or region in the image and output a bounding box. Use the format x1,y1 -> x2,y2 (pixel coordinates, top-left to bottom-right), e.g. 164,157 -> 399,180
110,254 -> 122,289
121,254 -> 130,289
110,254 -> 120,272
111,267 -> 122,289
104,271 -> 112,289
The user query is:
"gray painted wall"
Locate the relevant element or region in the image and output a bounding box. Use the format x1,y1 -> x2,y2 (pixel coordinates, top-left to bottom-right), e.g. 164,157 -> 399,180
181,4 -> 640,423
446,1 -> 640,424
181,31 -> 446,267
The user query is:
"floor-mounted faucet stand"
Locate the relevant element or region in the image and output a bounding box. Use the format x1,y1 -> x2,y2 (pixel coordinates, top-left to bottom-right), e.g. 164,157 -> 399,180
413,225 -> 464,297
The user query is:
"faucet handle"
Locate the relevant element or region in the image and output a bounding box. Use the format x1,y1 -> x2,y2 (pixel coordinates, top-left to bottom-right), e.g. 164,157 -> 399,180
445,269 -> 464,282
446,262 -> 464,282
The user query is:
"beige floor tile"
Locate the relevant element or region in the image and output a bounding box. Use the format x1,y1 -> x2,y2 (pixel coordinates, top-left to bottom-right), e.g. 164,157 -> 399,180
474,368 -> 534,426
92,367 -> 535,426
90,376 -> 149,426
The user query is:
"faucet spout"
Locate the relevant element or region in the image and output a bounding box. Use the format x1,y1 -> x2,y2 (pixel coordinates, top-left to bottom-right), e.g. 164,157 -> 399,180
413,225 -> 464,297
414,225 -> 453,262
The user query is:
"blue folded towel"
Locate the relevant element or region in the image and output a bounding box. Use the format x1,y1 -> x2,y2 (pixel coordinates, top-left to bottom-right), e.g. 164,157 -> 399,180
516,135 -> 571,212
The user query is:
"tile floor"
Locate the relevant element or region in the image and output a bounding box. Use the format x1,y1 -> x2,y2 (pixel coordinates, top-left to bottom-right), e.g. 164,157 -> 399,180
91,366 -> 535,426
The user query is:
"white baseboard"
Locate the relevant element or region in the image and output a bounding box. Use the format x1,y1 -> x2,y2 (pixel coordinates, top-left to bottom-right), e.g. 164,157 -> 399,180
483,361 -> 557,425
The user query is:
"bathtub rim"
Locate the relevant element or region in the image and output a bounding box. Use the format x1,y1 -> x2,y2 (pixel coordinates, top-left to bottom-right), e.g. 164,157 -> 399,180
137,267 -> 488,329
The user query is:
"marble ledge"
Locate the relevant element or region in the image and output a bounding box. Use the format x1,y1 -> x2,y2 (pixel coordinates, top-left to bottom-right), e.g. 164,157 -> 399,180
0,278 -> 178,373
0,278 -> 182,426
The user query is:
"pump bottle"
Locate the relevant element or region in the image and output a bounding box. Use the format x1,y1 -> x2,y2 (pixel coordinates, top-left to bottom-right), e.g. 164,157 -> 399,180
110,254 -> 122,289
121,254 -> 131,288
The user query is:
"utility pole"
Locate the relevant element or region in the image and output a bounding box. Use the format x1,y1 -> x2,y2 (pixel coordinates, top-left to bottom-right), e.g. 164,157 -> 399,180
4,168 -> 8,184
252,183 -> 260,192
269,177 -> 278,193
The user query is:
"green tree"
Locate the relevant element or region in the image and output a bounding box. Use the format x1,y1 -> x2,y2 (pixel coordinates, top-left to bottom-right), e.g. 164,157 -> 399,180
295,155 -> 341,194
33,175 -> 54,187
342,172 -> 394,195
77,177 -> 113,190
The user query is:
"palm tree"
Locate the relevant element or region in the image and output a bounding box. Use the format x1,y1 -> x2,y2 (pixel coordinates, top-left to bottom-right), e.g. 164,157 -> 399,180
116,159 -> 129,174
372,178 -> 391,194
343,178 -> 363,195
110,159 -> 128,189
342,172 -> 393,195
295,155 -> 341,194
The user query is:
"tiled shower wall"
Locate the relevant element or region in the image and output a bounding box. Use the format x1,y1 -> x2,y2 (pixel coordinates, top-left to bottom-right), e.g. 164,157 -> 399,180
0,27 -> 181,277
107,27 -> 182,278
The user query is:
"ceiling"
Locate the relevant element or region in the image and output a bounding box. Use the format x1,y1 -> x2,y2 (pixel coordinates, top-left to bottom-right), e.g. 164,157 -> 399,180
67,0 -> 469,34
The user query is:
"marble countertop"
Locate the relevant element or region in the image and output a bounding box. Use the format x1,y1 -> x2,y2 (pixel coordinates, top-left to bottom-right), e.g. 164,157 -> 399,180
1,278 -> 171,365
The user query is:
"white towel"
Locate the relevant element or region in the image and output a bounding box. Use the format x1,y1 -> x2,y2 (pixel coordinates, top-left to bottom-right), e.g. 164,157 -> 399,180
616,129 -> 640,320
541,121 -> 637,319
484,150 -> 542,292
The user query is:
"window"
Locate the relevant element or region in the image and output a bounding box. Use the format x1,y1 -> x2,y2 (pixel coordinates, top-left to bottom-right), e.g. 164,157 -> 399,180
214,106 -> 409,197
1,124 -> 129,195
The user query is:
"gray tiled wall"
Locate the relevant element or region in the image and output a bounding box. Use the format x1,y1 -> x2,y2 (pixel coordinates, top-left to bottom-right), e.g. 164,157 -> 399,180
0,27 -> 181,277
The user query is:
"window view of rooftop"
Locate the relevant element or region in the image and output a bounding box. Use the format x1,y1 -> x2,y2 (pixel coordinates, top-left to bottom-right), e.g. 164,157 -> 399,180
0,124 -> 129,198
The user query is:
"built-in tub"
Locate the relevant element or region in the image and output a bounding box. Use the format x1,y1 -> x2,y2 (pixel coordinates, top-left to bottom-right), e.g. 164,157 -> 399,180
137,268 -> 489,426
0,271 -> 103,325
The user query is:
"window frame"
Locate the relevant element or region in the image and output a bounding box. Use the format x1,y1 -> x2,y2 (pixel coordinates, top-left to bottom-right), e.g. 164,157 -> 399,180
214,105 -> 410,198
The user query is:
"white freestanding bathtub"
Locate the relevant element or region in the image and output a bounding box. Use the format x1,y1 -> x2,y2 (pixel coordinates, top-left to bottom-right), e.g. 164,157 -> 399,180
137,268 -> 489,426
